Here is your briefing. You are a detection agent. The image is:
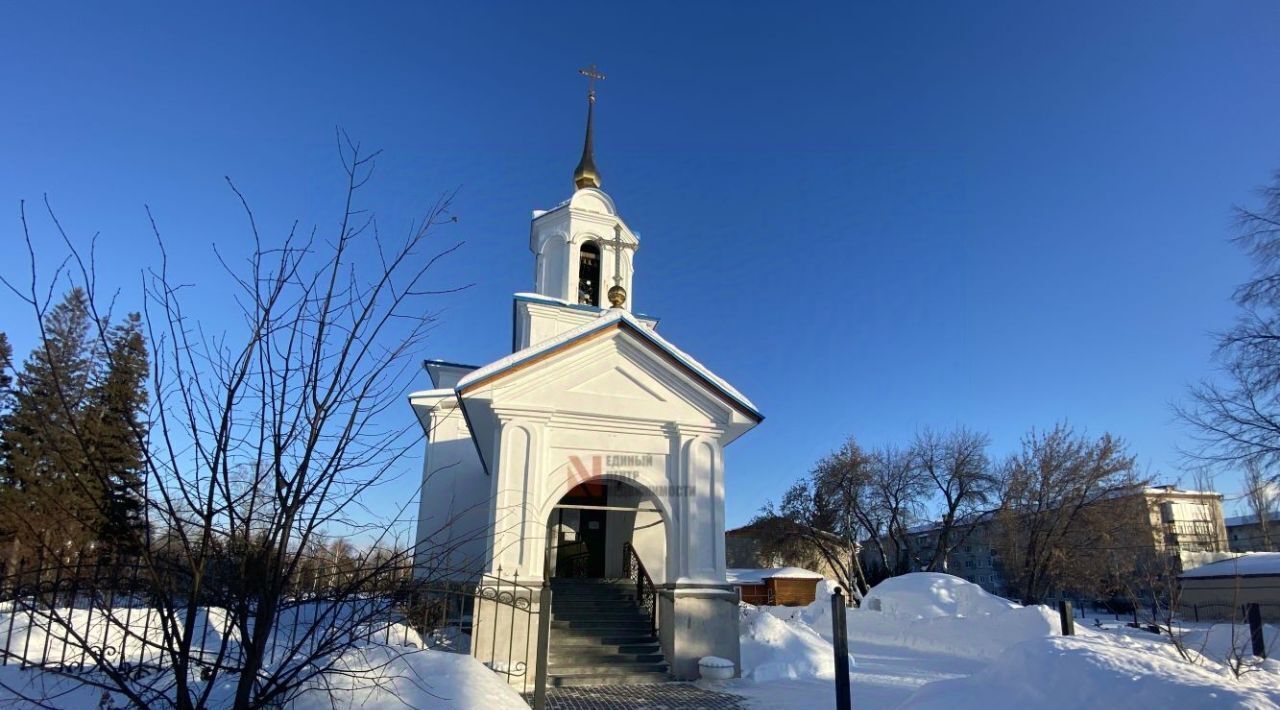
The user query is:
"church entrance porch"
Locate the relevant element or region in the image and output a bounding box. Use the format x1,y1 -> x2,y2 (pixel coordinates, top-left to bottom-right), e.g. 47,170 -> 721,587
548,478 -> 666,583
544,477 -> 669,686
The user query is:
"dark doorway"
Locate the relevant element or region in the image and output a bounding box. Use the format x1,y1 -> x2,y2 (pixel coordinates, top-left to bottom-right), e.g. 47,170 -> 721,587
578,507 -> 606,577
554,482 -> 609,579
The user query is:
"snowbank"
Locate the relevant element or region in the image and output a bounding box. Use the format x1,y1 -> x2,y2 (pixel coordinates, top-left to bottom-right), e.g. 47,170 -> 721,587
730,573 -> 1280,709
900,634 -> 1280,709
739,603 -> 850,681
851,573 -> 1062,662
738,573 -> 1056,681
861,572 -> 1017,618
291,646 -> 528,709
1180,621 -> 1280,667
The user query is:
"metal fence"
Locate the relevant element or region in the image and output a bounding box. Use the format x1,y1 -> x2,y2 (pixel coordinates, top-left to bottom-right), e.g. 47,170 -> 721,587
1176,601 -> 1280,625
0,552 -> 546,703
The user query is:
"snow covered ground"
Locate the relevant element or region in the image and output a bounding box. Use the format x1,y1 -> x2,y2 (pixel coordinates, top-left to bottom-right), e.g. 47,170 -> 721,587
0,601 -> 527,709
0,647 -> 528,709
2,574 -> 1278,708
711,573 -> 1280,709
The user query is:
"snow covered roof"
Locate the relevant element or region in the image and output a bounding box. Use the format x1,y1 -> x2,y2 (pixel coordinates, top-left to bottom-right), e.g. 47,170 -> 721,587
1225,510 -> 1280,527
1145,488 -> 1219,497
407,387 -> 454,400
513,291 -> 602,313
726,567 -> 824,584
512,292 -> 659,325
456,308 -> 760,419
1179,552 -> 1280,579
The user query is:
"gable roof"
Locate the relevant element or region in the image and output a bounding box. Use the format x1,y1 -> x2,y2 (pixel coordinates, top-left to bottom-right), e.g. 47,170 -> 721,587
456,308 -> 761,421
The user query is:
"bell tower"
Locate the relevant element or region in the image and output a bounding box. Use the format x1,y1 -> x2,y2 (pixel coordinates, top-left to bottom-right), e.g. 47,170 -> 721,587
517,66 -> 649,350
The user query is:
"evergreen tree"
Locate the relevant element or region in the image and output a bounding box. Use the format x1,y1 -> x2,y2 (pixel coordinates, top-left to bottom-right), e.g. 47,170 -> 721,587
86,312 -> 150,554
0,332 -> 12,412
0,332 -> 15,544
2,289 -> 102,552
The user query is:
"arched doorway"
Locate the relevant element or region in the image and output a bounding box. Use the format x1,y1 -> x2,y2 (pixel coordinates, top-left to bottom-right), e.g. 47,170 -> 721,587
542,476 -> 672,685
545,476 -> 666,582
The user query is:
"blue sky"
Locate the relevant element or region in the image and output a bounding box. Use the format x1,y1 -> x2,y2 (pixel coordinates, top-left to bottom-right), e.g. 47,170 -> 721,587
3,2 -> 1279,534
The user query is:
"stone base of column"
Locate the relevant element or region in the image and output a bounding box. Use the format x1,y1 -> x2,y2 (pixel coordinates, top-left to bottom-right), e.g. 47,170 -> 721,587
657,584 -> 741,680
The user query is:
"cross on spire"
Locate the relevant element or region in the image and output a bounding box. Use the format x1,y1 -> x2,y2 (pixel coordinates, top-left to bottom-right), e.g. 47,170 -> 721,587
573,64 -> 605,190
578,64 -> 606,99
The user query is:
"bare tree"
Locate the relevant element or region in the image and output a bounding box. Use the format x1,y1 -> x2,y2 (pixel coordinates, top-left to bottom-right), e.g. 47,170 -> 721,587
766,430 -> 995,594
909,427 -> 998,572
759,476 -> 868,600
0,134 -> 473,708
994,424 -> 1140,604
864,445 -> 930,576
1243,462 -> 1278,550
810,438 -> 926,583
1180,170 -> 1280,482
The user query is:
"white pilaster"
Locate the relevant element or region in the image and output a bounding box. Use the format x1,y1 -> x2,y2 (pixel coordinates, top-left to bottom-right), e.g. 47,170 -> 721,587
489,407 -> 552,578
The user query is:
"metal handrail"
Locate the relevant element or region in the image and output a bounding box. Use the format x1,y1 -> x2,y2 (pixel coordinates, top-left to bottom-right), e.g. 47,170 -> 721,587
623,541 -> 657,636
558,551 -> 591,578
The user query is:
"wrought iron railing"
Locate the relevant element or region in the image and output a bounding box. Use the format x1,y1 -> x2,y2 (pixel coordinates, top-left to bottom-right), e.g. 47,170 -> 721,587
557,550 -> 592,579
623,541 -> 657,636
0,554 -> 549,704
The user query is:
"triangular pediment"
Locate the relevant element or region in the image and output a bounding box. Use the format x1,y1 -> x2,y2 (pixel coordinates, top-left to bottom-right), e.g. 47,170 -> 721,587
465,325 -> 740,429
506,332 -> 728,423
455,314 -> 761,475
567,365 -> 667,403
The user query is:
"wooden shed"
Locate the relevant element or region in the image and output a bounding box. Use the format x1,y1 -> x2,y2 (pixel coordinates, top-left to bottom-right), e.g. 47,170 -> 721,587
727,567 -> 825,607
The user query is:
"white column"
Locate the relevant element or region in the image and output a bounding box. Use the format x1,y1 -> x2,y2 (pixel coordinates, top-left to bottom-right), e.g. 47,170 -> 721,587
667,425 -> 726,583
666,424 -> 692,580
489,409 -> 551,579
709,438 -> 727,580
566,236 -> 581,305
684,435 -> 723,582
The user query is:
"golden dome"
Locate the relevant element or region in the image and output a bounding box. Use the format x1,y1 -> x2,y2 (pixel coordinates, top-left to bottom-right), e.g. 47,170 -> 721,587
608,284 -> 627,308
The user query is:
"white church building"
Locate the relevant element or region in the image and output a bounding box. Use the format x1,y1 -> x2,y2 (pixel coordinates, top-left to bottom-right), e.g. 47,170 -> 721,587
411,78 -> 761,684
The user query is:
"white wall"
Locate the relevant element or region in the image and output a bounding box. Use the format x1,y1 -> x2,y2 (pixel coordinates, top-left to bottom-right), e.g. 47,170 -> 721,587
413,398 -> 490,577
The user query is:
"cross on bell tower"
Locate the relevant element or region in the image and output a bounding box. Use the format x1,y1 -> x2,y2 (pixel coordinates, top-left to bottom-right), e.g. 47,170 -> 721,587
526,65 -> 639,320
604,224 -> 628,308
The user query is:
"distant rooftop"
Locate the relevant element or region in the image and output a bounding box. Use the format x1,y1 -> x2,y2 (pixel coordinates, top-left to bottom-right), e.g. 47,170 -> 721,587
1225,510 -> 1280,527
726,567 -> 824,584
1179,552 -> 1280,579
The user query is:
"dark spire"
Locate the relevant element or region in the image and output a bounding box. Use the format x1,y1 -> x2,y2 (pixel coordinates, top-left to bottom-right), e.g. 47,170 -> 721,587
574,65 -> 605,190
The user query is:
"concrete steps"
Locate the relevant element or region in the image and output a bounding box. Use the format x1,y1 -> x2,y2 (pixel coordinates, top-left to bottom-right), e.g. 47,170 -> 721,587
546,579 -> 668,687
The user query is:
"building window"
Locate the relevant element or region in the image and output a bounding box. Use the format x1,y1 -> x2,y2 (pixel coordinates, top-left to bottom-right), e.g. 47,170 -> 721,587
578,241 -> 601,306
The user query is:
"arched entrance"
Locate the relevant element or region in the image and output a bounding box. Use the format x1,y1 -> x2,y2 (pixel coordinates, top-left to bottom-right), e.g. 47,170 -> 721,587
545,476 -> 667,582
542,476 -> 671,685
